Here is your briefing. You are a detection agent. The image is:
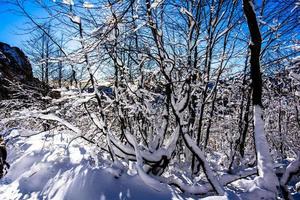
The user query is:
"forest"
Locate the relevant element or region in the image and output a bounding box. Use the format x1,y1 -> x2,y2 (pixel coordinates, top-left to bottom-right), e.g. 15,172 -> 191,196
0,0 -> 299,199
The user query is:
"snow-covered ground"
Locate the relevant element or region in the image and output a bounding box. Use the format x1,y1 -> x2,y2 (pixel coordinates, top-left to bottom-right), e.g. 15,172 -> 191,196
0,129 -> 175,200
0,89 -> 298,200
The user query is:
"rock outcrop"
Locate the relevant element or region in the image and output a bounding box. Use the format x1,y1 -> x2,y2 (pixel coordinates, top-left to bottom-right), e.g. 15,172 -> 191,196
0,42 -> 45,100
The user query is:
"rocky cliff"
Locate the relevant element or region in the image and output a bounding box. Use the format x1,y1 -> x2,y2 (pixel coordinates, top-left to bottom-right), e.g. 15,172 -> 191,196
0,42 -> 45,100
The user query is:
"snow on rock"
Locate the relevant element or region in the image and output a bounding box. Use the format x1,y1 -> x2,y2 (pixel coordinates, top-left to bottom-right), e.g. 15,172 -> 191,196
0,129 -> 173,200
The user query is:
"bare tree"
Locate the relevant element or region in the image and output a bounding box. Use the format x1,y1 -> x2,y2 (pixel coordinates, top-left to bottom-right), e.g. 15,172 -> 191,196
243,0 -> 279,196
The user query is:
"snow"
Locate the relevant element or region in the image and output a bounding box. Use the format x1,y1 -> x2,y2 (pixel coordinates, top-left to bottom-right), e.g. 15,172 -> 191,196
0,129 -> 173,200
292,1 -> 300,12
127,132 -> 169,193
290,71 -> 300,82
53,0 -> 74,5
151,0 -> 164,9
14,111 -> 82,135
83,1 -> 94,8
116,57 -> 123,66
280,153 -> 300,189
251,105 -> 279,195
183,133 -> 224,195
201,195 -> 228,200
0,0 -> 298,198
296,182 -> 300,192
133,22 -> 147,33
69,15 -> 81,24
180,7 -> 193,17
63,0 -> 74,5
0,86 -> 298,199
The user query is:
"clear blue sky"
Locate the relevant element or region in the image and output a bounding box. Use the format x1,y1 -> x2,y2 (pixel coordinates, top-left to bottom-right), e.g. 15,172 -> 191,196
0,1 -> 44,48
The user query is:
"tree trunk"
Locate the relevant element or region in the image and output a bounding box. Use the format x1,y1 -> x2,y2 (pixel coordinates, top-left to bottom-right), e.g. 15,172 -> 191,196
243,0 -> 279,195
58,61 -> 62,88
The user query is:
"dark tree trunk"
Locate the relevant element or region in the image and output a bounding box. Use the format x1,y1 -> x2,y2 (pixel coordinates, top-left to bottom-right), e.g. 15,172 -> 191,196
58,62 -> 62,88
239,90 -> 251,157
242,0 -> 263,106
242,0 -> 279,195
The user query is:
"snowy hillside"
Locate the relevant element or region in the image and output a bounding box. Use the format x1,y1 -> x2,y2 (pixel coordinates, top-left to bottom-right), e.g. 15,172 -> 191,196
0,129 -> 174,200
1,127 -> 299,199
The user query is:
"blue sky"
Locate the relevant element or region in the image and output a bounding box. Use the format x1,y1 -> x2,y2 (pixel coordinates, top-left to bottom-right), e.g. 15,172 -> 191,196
0,0 -> 268,50
0,1 -> 43,48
